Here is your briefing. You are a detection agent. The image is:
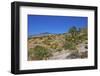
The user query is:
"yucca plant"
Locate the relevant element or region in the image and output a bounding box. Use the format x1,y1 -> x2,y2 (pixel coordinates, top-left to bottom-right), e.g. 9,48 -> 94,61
68,26 -> 78,38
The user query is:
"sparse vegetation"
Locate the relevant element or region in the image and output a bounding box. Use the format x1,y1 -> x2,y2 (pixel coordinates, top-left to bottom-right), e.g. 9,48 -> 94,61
63,41 -> 76,50
56,48 -> 62,52
33,46 -> 52,60
28,26 -> 88,60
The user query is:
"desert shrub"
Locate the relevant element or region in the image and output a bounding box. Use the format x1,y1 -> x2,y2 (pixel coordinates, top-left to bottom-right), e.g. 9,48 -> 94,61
50,42 -> 58,49
42,39 -> 50,45
65,31 -> 79,45
79,27 -> 88,41
56,48 -> 62,52
47,36 -> 52,40
28,48 -> 34,60
28,48 -> 33,55
80,34 -> 87,41
65,34 -> 71,41
65,26 -> 88,45
63,41 -> 76,50
33,46 -> 52,60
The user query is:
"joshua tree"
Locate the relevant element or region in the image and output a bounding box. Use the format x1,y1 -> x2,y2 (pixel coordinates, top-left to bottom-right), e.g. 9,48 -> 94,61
63,26 -> 79,54
69,26 -> 78,38
64,26 -> 79,44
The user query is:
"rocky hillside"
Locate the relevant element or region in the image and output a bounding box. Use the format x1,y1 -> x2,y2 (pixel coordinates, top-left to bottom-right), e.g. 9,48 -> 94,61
28,26 -> 88,60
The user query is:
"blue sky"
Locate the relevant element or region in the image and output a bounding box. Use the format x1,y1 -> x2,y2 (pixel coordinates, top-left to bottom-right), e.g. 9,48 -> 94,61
28,15 -> 87,35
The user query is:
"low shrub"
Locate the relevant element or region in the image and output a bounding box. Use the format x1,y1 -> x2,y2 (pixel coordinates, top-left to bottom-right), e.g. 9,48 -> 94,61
33,46 -> 52,60
56,48 -> 62,52
63,41 -> 76,50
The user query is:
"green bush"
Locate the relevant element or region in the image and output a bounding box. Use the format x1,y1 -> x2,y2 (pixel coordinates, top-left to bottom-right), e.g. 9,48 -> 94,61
33,46 -> 52,60
63,41 -> 76,50
28,48 -> 34,60
68,26 -> 78,38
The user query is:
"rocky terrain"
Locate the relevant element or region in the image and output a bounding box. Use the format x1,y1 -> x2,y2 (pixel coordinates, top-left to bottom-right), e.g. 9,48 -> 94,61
28,26 -> 88,60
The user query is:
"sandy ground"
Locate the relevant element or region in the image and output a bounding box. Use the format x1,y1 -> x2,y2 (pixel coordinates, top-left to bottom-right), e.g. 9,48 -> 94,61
48,50 -> 70,59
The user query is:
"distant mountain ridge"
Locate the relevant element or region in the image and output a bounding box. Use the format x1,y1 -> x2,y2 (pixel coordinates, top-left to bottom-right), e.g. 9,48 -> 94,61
28,32 -> 54,38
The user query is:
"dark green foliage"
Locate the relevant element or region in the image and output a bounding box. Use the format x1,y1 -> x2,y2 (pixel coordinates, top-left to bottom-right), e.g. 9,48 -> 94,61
64,26 -> 87,51
68,26 -> 78,38
33,46 -> 52,60
65,26 -> 79,44
64,26 -> 78,50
